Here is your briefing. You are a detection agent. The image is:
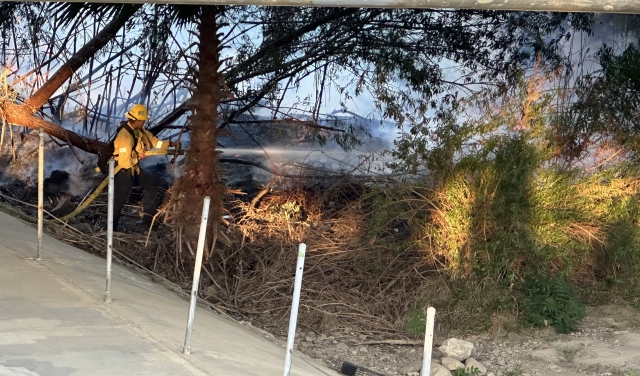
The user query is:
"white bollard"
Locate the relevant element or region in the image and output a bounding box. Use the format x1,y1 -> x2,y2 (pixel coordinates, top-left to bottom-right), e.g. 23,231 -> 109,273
105,158 -> 115,303
183,196 -> 211,355
37,127 -> 44,260
420,307 -> 436,376
283,243 -> 306,376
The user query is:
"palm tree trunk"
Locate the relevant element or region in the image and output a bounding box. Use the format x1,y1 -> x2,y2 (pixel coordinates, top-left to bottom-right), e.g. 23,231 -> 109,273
170,6 -> 229,257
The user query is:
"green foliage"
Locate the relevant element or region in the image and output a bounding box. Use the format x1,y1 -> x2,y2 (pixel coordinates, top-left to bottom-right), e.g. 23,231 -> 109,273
366,187 -> 411,252
521,275 -> 586,334
410,279 -> 514,333
406,308 -> 426,337
558,43 -> 640,159
391,72 -> 640,286
389,72 -> 640,332
453,366 -> 480,376
505,366 -> 524,376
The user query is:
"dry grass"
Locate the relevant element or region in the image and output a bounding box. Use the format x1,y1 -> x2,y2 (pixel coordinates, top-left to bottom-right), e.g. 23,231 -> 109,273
4,154 -> 640,339
208,181 -> 431,335
0,176 -> 436,337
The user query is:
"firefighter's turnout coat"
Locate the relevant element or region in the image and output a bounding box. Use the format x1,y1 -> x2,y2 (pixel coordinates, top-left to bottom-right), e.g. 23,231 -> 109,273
113,122 -> 169,172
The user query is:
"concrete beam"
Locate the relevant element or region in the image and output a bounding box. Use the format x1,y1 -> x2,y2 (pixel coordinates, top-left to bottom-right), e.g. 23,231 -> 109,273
55,0 -> 640,14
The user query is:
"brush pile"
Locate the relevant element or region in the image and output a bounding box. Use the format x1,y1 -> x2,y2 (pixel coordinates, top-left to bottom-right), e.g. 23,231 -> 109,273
209,181 -> 430,336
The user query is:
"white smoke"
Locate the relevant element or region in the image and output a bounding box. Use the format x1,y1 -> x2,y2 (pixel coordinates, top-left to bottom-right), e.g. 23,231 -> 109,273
0,127 -> 101,196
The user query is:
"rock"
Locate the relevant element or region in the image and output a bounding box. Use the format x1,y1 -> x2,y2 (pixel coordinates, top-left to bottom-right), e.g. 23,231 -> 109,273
431,363 -> 452,376
335,342 -> 349,352
526,348 -> 560,363
71,222 -> 92,234
507,332 -> 523,342
439,338 -> 476,361
400,361 -> 452,376
442,357 -> 465,371
317,313 -> 339,333
399,360 -> 422,374
465,358 -> 487,375
432,349 -> 445,359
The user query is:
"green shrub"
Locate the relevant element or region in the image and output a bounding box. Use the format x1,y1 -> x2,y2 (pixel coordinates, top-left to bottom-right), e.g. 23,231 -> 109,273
520,275 -> 586,334
453,367 -> 480,376
412,278 -> 513,333
391,74 -> 640,333
406,308 -> 426,337
505,366 -> 524,376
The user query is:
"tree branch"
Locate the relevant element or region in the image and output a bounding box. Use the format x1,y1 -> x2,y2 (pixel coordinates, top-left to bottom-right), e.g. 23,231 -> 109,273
225,7 -> 360,84
2,102 -> 104,154
24,4 -> 140,110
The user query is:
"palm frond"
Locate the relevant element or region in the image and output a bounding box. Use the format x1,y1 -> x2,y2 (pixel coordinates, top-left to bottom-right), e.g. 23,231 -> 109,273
48,2 -> 133,27
0,2 -> 31,29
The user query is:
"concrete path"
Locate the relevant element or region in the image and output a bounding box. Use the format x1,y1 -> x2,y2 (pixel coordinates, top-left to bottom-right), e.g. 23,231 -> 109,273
0,211 -> 340,376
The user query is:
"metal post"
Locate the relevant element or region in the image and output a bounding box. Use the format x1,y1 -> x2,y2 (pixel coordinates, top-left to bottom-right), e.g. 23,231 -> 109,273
36,127 -> 44,260
283,243 -> 306,376
420,307 -> 436,376
104,158 -> 115,303
183,196 -> 211,355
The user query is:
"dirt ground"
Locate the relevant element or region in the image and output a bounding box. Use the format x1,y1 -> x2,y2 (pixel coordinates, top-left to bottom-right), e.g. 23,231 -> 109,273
290,304 -> 640,376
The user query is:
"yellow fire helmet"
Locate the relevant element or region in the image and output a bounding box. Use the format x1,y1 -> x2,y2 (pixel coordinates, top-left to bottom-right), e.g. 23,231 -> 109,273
125,104 -> 149,121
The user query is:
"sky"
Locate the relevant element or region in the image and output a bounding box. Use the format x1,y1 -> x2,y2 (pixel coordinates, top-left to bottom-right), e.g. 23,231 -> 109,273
2,9 -> 637,171
2,10 -> 394,145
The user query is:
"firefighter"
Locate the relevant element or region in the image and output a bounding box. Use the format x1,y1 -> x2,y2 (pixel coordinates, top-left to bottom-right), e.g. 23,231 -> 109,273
112,104 -> 180,231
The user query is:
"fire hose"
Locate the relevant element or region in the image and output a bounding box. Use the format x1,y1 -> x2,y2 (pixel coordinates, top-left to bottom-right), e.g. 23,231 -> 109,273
2,149 -> 174,224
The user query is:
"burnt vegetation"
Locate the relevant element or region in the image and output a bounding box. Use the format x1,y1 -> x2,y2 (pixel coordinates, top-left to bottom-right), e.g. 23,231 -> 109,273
2,3 -> 640,339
